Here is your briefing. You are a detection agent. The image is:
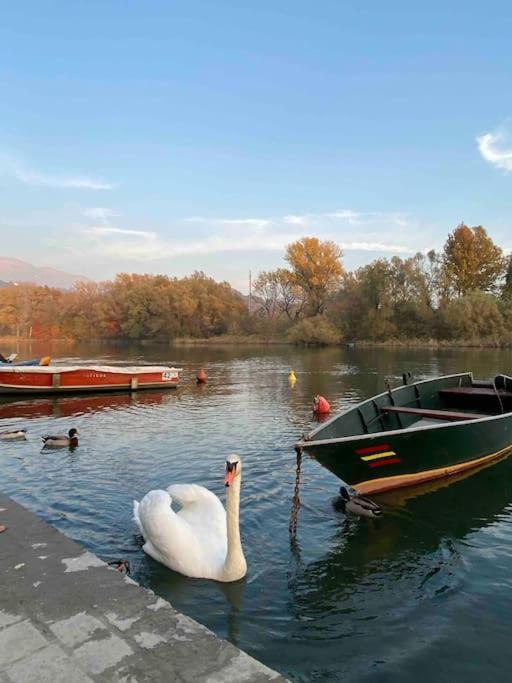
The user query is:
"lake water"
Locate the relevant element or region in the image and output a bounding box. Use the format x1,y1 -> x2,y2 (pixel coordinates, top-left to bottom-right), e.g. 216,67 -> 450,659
2,342 -> 512,682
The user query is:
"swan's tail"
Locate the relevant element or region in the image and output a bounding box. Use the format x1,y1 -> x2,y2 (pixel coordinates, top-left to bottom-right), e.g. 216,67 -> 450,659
133,500 -> 145,538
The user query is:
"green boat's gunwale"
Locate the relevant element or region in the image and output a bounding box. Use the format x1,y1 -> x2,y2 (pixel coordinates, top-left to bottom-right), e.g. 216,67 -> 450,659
297,371 -> 512,448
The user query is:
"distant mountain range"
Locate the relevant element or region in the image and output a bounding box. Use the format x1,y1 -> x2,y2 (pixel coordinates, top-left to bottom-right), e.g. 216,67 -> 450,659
0,258 -> 90,289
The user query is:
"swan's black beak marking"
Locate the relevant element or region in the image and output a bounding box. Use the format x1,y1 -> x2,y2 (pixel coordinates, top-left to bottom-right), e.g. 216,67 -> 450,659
224,461 -> 237,487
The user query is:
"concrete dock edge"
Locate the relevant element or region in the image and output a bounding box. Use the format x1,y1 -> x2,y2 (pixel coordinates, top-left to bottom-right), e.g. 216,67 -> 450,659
0,493 -> 287,682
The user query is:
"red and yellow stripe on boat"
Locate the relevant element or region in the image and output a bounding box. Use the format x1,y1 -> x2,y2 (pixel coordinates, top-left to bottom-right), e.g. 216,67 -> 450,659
356,443 -> 401,467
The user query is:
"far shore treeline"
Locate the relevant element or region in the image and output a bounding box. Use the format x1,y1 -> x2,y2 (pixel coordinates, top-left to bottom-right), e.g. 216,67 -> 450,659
1,223 -> 512,346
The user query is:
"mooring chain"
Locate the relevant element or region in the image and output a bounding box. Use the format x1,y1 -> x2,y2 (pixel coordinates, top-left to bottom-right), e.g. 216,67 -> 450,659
289,445 -> 303,537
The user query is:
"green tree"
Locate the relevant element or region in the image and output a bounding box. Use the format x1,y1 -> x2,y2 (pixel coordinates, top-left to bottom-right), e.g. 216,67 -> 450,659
502,255 -> 512,300
439,290 -> 504,340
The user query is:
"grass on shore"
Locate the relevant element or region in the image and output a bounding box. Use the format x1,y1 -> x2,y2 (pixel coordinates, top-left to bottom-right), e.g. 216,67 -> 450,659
2,334 -> 510,349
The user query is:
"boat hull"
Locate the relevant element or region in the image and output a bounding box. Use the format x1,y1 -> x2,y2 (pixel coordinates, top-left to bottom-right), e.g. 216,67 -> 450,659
304,416 -> 512,494
299,372 -> 512,494
0,365 -> 181,395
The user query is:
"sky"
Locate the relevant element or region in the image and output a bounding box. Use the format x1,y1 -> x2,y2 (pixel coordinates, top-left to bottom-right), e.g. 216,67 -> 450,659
1,1 -> 512,292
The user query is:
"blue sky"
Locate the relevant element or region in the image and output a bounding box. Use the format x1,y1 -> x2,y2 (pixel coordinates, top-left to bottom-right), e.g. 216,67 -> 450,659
1,1 -> 511,290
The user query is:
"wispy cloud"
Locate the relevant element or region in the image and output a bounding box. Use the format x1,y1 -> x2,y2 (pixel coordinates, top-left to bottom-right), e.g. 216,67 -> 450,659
85,227 -> 156,239
69,208 -> 417,262
477,125 -> 512,171
0,154 -> 114,189
185,217 -> 270,229
14,167 -> 113,190
283,210 -> 407,228
339,241 -> 412,253
82,207 -> 119,222
283,214 -> 309,226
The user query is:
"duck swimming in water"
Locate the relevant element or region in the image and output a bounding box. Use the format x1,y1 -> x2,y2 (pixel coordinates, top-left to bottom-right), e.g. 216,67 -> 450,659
41,428 -> 79,448
0,429 -> 27,441
337,486 -> 383,519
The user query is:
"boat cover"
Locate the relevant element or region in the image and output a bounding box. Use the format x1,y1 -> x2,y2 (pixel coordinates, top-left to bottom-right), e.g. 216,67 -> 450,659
0,365 -> 182,374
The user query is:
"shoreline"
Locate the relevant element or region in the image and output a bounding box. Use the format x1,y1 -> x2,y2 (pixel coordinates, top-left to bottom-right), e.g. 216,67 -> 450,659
1,335 -> 511,350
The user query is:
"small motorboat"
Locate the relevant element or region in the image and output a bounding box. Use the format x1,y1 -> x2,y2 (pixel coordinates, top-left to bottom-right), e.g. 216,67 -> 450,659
0,364 -> 181,395
296,372 -> 512,495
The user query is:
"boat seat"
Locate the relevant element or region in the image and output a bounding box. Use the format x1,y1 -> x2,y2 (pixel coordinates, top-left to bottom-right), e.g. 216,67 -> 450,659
411,417 -> 451,428
439,387 -> 512,399
380,405 -> 486,422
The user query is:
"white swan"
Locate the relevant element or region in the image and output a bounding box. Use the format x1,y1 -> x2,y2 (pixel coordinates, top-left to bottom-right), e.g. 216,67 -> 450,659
133,454 -> 247,582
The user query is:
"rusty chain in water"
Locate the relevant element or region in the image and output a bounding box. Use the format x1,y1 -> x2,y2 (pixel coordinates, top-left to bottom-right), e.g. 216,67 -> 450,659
289,445 -> 303,538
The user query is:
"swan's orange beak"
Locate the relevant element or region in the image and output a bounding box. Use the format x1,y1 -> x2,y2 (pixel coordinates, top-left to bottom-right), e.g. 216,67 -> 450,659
224,463 -> 236,487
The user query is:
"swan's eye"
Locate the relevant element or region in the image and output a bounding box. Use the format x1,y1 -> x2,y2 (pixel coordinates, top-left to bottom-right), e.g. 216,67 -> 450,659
226,461 -> 237,473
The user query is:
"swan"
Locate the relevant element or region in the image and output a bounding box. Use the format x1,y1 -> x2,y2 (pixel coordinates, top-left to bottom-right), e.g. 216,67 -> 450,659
133,454 -> 247,582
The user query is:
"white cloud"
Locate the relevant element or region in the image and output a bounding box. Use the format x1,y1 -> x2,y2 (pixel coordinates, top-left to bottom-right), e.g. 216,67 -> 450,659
0,154 -> 114,189
477,126 -> 512,171
283,214 -> 308,226
14,167 -> 113,190
82,207 -> 118,221
326,210 -> 361,222
70,208 -> 417,262
185,217 -> 270,229
84,227 -> 155,239
339,241 -> 413,253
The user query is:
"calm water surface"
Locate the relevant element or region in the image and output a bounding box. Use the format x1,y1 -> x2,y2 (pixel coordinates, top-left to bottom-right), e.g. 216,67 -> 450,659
2,342 -> 512,682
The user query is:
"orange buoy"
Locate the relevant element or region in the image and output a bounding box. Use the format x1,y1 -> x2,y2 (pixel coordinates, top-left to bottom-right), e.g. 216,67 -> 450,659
196,368 -> 207,384
313,394 -> 330,415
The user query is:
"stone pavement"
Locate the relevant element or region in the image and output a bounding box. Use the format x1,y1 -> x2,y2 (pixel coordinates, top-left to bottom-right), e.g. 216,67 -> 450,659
0,494 -> 286,682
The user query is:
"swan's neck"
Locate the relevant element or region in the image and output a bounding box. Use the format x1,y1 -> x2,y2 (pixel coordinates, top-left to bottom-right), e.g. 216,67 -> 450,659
221,475 -> 247,582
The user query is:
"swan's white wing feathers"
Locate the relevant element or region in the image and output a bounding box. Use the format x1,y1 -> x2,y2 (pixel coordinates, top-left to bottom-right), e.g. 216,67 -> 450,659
136,488 -> 227,579
167,483 -> 226,538
133,499 -> 145,537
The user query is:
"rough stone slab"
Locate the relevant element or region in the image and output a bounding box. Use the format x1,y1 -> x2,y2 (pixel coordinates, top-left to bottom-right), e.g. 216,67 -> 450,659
73,634 -> 133,675
0,610 -> 23,630
6,644 -> 94,683
50,612 -> 108,648
0,493 -> 287,682
0,620 -> 47,667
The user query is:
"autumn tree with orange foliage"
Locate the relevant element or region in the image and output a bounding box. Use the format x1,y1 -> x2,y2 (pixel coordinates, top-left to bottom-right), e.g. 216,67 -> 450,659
1,228 -> 511,346
442,223 -> 506,296
285,237 -> 343,315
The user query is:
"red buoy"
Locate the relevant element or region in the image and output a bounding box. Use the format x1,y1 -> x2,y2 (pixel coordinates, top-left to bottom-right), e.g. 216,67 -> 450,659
197,368 -> 207,383
313,394 -> 330,414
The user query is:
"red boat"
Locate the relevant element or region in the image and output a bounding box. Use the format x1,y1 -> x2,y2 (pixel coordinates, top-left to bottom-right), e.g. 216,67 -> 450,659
0,365 -> 181,395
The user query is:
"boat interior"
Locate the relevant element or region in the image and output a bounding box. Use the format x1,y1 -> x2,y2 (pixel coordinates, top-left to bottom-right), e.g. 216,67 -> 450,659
309,373 -> 512,441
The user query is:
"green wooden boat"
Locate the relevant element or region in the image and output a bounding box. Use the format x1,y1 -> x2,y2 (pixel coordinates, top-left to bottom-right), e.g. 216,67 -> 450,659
296,372 -> 512,495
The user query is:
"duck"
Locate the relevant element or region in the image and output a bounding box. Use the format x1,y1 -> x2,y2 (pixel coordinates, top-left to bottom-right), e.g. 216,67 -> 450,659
133,454 -> 247,582
0,428 -> 27,441
41,428 -> 79,448
337,486 -> 383,519
108,559 -> 130,575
